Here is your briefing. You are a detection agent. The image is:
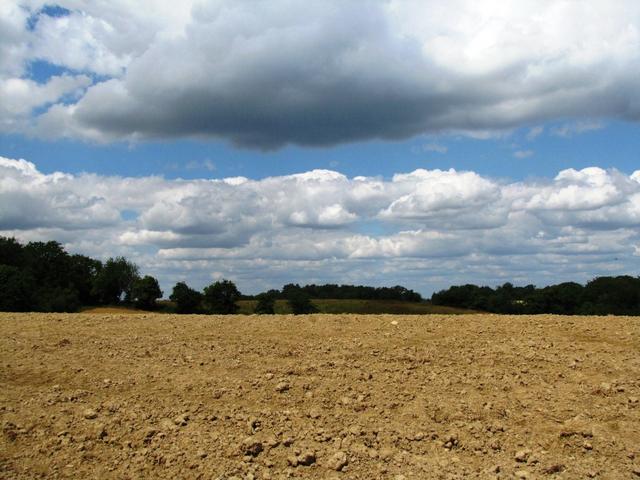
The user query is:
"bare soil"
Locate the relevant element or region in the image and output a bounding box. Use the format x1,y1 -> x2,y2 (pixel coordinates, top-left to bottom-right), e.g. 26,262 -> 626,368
1,313 -> 639,479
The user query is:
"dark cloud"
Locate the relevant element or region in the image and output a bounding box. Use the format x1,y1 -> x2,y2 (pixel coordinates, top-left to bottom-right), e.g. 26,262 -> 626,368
15,0 -> 638,147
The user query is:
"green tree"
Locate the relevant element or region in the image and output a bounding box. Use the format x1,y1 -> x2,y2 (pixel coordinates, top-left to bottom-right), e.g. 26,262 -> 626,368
287,288 -> 318,315
254,292 -> 276,314
0,236 -> 24,267
0,265 -> 35,311
131,275 -> 163,310
68,254 -> 102,305
23,241 -> 71,288
170,281 -> 203,313
203,279 -> 240,314
92,257 -> 139,304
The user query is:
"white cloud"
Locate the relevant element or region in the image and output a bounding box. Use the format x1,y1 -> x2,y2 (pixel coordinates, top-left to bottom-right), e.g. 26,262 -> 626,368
1,156 -> 640,294
513,150 -> 534,159
526,126 -> 544,141
422,142 -> 448,154
1,1 -> 639,146
551,120 -> 606,138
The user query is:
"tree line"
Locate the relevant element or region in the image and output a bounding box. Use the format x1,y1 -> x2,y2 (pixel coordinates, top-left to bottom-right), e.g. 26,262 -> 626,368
0,237 -> 161,312
430,276 -> 640,315
3,236 -> 639,315
0,236 -> 416,314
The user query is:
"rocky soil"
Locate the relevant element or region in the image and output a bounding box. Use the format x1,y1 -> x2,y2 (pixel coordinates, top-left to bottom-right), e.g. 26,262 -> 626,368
1,313 -> 639,479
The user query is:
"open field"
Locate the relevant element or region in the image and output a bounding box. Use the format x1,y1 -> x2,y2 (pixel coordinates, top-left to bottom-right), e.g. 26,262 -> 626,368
80,300 -> 476,316
1,313 -> 639,479
236,299 -> 476,315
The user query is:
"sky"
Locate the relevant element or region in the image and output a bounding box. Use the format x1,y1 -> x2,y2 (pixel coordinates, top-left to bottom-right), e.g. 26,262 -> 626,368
1,1 -> 639,296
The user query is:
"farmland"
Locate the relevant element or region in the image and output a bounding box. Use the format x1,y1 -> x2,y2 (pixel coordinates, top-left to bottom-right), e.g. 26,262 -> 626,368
1,313 -> 639,479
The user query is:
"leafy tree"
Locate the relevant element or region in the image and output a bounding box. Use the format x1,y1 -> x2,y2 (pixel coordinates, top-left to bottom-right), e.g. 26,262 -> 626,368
23,241 -> 71,288
0,237 -> 24,267
131,275 -> 163,310
583,276 -> 640,315
68,254 -> 102,305
36,287 -> 80,313
254,292 -> 276,314
203,279 -> 240,314
92,257 -> 139,304
170,281 -> 203,313
287,288 -> 318,315
0,265 -> 34,311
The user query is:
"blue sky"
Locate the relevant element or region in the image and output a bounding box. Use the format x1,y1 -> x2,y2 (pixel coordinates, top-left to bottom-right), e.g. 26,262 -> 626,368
3,120 -> 639,181
1,1 -> 639,296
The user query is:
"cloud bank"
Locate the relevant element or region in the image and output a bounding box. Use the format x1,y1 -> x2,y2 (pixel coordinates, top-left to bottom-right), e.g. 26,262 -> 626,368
2,156 -> 639,294
1,1 -> 639,147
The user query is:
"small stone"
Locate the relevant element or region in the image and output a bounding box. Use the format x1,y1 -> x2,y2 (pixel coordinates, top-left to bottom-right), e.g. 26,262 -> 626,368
629,397 -> 639,404
309,409 -> 321,419
325,451 -> 348,471
283,437 -> 295,447
515,449 -> 531,463
83,408 -> 98,420
275,382 -> 290,393
391,321 -> 398,326
241,438 -> 263,457
196,450 -> 207,459
543,464 -> 565,474
296,451 -> 316,466
583,441 -> 593,450
515,470 -> 530,479
173,414 -> 189,426
159,418 -> 176,431
632,466 -> 640,477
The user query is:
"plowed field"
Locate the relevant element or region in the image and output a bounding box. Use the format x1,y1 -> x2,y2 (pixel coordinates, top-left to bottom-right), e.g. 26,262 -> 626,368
1,313 -> 639,479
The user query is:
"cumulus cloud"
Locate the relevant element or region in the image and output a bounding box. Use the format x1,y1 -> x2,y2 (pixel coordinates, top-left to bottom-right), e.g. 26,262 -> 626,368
1,1 -> 639,147
1,156 -> 640,293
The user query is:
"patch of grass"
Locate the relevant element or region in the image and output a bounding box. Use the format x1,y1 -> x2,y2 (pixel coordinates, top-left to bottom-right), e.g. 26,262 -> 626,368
236,299 -> 477,315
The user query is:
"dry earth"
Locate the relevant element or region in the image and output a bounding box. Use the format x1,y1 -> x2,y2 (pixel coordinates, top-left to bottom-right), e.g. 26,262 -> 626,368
1,313 -> 639,479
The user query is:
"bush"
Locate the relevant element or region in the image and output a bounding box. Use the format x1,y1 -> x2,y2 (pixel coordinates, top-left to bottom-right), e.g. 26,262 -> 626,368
170,282 -> 203,313
203,279 -> 240,314
287,289 -> 318,315
0,265 -> 34,311
92,257 -> 139,304
131,275 -> 163,310
254,292 -> 276,314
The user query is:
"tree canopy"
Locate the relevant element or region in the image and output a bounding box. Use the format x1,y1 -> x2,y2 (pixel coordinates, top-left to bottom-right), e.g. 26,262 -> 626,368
203,279 -> 241,314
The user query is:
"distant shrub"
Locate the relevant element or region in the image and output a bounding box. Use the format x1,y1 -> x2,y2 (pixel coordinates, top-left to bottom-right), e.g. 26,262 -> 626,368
287,288 -> 318,315
254,292 -> 276,314
131,275 -> 163,310
170,282 -> 203,313
203,279 -> 240,314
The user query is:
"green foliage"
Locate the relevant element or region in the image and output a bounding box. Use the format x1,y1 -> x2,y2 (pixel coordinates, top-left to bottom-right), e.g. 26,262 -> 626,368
24,241 -> 72,288
431,276 -> 640,315
68,254 -> 102,305
0,237 -> 24,267
254,292 -> 276,314
0,265 -> 34,311
36,287 -> 81,313
131,275 -> 163,310
286,287 -> 318,315
92,257 -> 140,304
203,279 -> 240,314
169,282 -> 203,313
280,283 -> 421,302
